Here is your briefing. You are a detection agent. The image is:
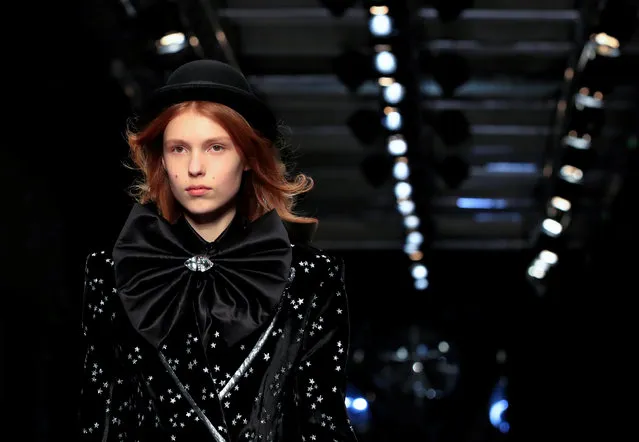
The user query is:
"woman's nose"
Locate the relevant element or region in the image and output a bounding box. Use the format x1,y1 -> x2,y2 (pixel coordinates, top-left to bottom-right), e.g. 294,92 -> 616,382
188,154 -> 205,176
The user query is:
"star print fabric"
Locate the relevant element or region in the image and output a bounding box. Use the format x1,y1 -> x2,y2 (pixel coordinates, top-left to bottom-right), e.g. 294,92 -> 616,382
78,252 -> 136,439
77,246 -> 359,441
294,256 -> 358,442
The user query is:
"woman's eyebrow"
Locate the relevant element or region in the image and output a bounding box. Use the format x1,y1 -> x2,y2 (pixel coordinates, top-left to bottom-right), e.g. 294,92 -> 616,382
164,136 -> 232,145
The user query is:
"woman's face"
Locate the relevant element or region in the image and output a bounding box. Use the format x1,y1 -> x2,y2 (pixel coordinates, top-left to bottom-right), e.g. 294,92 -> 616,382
162,109 -> 248,221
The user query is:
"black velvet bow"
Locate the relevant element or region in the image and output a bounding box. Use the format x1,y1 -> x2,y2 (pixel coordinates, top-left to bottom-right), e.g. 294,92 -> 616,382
112,202 -> 292,349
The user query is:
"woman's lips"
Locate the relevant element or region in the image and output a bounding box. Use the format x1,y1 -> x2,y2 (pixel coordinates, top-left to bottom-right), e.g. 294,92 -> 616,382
187,188 -> 210,196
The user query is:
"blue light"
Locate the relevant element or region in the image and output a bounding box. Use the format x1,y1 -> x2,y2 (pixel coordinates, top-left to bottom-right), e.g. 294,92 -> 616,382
457,198 -> 508,209
489,399 -> 509,432
489,376 -> 510,434
344,386 -> 372,434
484,162 -> 538,174
345,396 -> 368,413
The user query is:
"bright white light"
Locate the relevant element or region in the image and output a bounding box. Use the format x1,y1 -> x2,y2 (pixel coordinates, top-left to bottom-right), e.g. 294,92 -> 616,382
404,215 -> 420,229
383,82 -> 405,104
369,14 -> 392,36
375,51 -> 396,74
563,134 -> 591,150
157,32 -> 187,55
539,250 -> 558,265
387,137 -> 407,155
397,199 -> 415,215
383,110 -> 402,130
394,181 -> 412,199
541,218 -> 562,237
352,397 -> 368,411
411,264 -> 428,279
551,196 -> 571,212
527,259 -> 549,279
393,161 -> 409,180
559,165 -> 583,183
406,231 -> 423,246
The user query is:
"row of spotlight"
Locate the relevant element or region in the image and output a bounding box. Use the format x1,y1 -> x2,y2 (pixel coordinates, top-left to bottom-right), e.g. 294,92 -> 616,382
368,4 -> 429,291
527,32 -> 621,288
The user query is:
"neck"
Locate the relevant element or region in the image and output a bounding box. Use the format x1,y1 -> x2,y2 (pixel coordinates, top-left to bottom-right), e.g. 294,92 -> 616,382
183,204 -> 237,243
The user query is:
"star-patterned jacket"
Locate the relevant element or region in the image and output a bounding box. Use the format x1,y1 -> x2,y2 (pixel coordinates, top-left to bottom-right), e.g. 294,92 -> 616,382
77,242 -> 358,441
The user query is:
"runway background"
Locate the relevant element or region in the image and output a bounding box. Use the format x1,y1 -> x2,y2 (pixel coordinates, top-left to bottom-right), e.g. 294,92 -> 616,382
2,0 -> 637,441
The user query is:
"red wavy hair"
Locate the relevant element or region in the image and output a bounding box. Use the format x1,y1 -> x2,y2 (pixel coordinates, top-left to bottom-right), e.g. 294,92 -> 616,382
124,101 -> 317,226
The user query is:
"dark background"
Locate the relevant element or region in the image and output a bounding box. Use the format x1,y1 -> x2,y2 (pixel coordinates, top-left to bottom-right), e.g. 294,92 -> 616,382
3,0 -> 637,441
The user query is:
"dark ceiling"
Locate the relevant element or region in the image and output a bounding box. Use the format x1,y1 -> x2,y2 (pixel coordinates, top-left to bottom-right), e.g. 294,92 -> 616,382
78,0 -> 639,251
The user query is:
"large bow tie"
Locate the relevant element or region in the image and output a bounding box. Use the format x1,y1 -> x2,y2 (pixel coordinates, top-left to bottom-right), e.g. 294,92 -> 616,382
112,202 -> 292,350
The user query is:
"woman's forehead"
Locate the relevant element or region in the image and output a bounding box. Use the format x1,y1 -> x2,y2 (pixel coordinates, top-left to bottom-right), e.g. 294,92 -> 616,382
164,110 -> 231,141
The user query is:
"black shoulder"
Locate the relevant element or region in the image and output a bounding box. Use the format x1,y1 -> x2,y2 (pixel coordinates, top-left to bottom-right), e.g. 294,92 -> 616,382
290,243 -> 345,285
84,250 -> 117,294
283,220 -> 318,245
85,249 -> 115,276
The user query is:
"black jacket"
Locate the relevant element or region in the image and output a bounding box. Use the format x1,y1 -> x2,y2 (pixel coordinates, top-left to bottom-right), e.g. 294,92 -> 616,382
77,204 -> 358,441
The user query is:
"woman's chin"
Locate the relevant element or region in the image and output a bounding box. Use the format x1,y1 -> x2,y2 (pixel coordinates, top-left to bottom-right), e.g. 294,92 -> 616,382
180,197 -> 236,220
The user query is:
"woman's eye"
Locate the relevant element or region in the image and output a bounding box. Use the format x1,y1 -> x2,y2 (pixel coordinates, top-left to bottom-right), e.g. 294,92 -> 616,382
210,144 -> 224,152
172,146 -> 185,153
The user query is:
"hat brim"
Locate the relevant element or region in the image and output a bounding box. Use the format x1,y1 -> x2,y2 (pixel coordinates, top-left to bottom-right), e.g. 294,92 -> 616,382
137,82 -> 278,141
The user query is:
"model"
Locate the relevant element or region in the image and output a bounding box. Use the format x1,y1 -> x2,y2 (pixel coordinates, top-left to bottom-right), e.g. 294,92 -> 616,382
77,59 -> 359,441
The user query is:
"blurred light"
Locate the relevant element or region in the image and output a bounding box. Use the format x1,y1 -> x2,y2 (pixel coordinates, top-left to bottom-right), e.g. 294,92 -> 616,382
397,199 -> 415,215
369,14 -> 392,36
352,397 -> 368,411
344,383 -> 371,434
527,249 -> 559,280
489,377 -> 510,433
541,218 -> 563,237
593,32 -> 620,57
394,181 -> 412,199
383,110 -> 402,130
563,133 -> 591,150
406,231 -> 423,246
383,82 -> 405,103
550,196 -> 571,212
484,162 -> 538,174
559,165 -> 583,183
489,399 -> 510,433
457,198 -> 507,209
575,88 -> 603,109
374,51 -> 396,74
414,278 -> 429,290
404,215 -> 420,229
156,32 -> 187,55
403,242 -> 418,254
411,264 -> 428,279
369,6 -> 389,15
393,161 -> 410,180
387,136 -> 407,155
539,250 -> 558,265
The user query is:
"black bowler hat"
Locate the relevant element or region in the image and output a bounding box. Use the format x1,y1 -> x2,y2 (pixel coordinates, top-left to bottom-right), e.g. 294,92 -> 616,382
137,59 -> 278,141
